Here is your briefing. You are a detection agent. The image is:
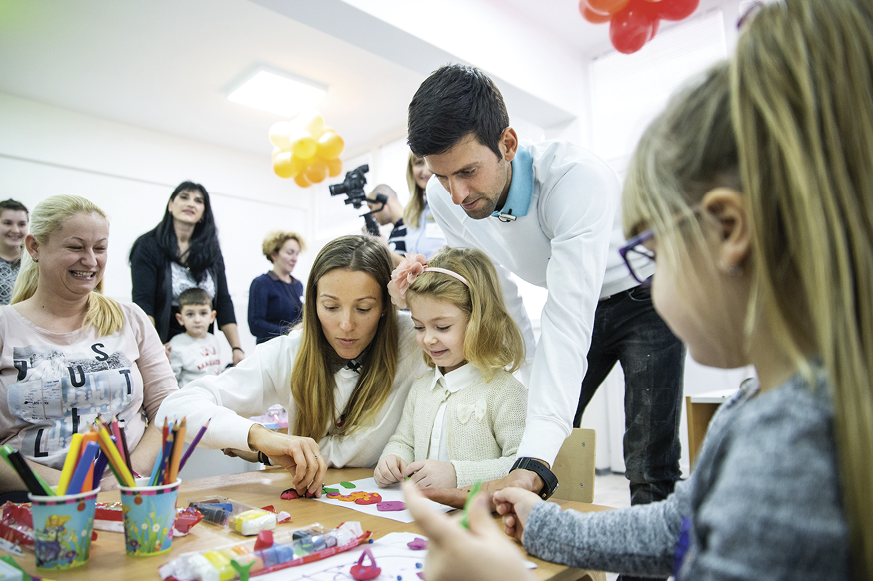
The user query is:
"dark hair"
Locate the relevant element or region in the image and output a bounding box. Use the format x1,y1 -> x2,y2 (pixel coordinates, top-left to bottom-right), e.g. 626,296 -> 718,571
129,181 -> 221,282
0,199 -> 29,216
407,64 -> 509,159
178,287 -> 213,309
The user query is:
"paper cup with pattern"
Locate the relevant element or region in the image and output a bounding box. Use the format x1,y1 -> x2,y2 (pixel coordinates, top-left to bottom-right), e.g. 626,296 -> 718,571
119,478 -> 180,557
29,487 -> 100,570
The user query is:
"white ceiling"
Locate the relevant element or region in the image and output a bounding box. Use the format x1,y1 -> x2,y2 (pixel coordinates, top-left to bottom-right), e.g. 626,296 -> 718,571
0,0 -> 717,160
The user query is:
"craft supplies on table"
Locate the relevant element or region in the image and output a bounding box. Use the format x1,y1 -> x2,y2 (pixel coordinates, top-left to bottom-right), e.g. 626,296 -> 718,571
185,496 -> 277,536
158,522 -> 369,581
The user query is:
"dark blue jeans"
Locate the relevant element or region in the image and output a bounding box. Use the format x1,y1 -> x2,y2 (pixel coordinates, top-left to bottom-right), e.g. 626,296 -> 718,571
573,284 -> 685,507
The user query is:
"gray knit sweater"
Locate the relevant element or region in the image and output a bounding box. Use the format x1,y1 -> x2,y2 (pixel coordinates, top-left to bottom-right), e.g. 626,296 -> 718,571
524,370 -> 851,579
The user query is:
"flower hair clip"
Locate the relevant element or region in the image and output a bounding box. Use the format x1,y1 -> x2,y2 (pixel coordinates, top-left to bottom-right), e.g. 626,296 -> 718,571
387,253 -> 470,309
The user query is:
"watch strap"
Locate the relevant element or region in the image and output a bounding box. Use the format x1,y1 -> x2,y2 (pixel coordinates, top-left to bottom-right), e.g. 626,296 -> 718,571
510,457 -> 559,500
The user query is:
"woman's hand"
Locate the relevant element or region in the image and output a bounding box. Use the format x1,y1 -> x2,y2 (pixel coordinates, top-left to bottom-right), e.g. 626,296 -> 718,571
221,448 -> 259,463
403,481 -> 535,581
493,487 -> 542,543
375,454 -> 408,487
231,348 -> 245,366
247,424 -> 326,497
404,459 -> 457,488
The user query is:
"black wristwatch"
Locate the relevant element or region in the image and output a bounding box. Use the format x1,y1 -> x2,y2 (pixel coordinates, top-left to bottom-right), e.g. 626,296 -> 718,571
510,457 -> 559,500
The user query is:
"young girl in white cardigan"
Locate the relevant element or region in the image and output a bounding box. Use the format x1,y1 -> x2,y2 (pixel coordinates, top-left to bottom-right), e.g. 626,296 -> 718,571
375,247 -> 527,489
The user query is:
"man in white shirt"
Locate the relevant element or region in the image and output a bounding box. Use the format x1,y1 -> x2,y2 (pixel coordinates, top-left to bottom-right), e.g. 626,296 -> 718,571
407,65 -> 685,525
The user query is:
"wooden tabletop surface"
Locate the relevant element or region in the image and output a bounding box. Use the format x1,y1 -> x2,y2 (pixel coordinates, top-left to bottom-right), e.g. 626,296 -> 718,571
8,467 -> 612,581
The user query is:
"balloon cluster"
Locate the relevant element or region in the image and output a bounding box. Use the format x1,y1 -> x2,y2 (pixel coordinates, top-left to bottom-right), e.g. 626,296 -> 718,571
579,0 -> 700,54
269,109 -> 345,188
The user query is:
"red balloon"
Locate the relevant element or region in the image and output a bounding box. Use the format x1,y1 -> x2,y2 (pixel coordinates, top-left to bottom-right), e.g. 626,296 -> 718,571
610,1 -> 657,54
589,0 -> 629,15
654,0 -> 699,21
579,0 -> 613,24
650,17 -> 661,40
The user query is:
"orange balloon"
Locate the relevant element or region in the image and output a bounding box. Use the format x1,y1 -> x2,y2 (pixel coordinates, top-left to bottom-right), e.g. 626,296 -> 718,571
327,158 -> 343,177
580,2 -> 612,23
294,172 -> 313,188
316,130 -> 344,160
589,0 -> 629,15
304,160 -> 329,184
273,152 -> 300,179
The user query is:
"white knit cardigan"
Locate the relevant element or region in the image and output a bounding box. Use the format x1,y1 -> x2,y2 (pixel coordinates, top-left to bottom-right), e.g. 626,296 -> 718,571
380,366 -> 527,487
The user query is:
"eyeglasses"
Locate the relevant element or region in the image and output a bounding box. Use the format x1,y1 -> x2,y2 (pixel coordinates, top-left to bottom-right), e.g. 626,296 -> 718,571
618,230 -> 656,287
619,205 -> 704,287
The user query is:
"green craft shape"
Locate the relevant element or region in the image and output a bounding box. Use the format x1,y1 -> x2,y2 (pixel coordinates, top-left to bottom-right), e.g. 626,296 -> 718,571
323,487 -> 339,494
231,557 -> 255,581
340,481 -> 356,489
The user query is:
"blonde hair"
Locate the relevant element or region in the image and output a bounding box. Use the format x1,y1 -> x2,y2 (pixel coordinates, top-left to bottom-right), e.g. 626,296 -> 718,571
290,236 -> 398,440
404,151 -> 428,227
733,0 -> 873,575
11,195 -> 123,336
406,246 -> 524,380
261,230 -> 306,263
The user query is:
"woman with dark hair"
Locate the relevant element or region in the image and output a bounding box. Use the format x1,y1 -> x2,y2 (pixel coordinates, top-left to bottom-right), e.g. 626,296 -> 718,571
129,181 -> 244,365
157,235 -> 424,497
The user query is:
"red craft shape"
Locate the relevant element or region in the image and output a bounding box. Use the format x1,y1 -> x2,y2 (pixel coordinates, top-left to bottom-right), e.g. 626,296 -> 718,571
350,548 -> 381,580
280,488 -> 300,500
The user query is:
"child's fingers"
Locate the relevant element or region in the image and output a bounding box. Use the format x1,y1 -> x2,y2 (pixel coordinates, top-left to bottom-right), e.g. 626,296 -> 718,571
404,460 -> 424,477
466,493 -> 504,540
402,481 -> 455,545
388,457 -> 405,482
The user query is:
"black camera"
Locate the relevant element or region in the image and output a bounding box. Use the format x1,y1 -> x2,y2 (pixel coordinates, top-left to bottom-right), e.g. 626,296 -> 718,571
328,164 -> 384,236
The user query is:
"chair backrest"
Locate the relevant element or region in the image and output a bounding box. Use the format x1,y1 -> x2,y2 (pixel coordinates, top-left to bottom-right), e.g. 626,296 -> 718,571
551,428 -> 596,503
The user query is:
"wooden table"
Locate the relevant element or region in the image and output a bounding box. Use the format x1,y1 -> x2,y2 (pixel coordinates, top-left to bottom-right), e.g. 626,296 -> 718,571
9,467 -> 612,581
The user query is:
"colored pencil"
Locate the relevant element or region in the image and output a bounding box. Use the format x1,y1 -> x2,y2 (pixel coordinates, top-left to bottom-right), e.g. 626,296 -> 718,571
94,426 -> 136,487
110,416 -> 125,465
56,433 -> 83,495
79,432 -> 99,493
178,418 -> 210,472
156,432 -> 174,486
0,445 -> 54,496
118,418 -> 134,476
66,441 -> 99,495
166,417 -> 186,484
92,449 -> 110,489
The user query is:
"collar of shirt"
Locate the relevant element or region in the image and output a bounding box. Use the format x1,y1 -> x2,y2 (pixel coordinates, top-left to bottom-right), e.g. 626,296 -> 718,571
491,145 -> 534,220
427,363 -> 484,394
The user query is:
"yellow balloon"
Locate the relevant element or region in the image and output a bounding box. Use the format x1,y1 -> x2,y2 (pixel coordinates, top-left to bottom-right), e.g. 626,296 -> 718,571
271,145 -> 282,159
273,152 -> 300,179
268,121 -> 292,148
327,157 -> 343,177
294,172 -> 313,188
304,160 -> 329,184
316,130 -> 344,160
297,108 -> 325,140
290,130 -> 317,159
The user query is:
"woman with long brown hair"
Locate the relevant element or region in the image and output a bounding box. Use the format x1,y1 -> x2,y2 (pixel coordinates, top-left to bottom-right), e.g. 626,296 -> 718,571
157,235 -> 424,497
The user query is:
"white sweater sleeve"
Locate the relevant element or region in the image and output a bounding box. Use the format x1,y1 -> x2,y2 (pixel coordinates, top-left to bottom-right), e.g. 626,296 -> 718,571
515,162 -> 618,465
156,334 -> 295,452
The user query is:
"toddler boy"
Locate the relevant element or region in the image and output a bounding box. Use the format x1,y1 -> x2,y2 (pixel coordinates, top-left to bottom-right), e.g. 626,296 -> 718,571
168,288 -> 222,387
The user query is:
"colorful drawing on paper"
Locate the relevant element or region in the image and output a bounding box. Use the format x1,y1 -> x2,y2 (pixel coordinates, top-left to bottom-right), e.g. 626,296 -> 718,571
311,477 -> 452,524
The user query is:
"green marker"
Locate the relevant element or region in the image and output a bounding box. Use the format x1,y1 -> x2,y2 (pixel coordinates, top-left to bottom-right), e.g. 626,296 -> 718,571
0,445 -> 55,496
460,480 -> 483,530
